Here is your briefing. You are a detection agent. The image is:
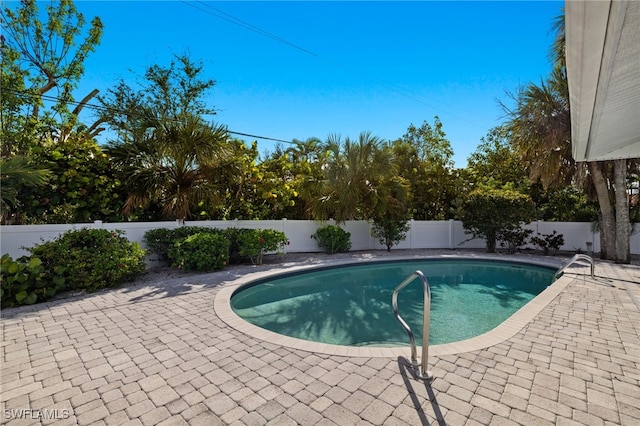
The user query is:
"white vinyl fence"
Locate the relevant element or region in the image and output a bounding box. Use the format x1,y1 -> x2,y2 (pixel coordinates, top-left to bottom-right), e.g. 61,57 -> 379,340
1,219 -> 639,264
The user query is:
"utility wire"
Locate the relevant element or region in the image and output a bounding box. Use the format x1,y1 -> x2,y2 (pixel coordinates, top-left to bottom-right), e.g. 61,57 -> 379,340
180,0 -> 320,59
181,0 -> 488,130
5,87 -> 295,145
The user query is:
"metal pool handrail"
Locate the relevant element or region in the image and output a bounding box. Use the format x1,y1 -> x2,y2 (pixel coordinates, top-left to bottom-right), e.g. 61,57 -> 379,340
392,270 -> 433,381
553,254 -> 595,281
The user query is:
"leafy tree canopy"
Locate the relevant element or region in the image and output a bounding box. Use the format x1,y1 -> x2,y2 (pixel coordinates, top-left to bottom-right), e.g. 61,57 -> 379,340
1,0 -> 103,155
97,54 -> 217,137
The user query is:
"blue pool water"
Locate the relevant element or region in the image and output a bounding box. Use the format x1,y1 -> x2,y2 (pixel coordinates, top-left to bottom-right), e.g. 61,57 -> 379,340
231,259 -> 556,346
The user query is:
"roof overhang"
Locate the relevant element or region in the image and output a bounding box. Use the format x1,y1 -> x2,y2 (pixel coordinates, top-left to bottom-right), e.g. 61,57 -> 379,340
565,0 -> 640,162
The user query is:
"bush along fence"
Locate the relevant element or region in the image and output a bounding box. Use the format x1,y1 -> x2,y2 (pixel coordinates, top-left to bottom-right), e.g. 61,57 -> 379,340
0,226 -> 289,309
1,220 -> 638,308
3,219 -> 638,262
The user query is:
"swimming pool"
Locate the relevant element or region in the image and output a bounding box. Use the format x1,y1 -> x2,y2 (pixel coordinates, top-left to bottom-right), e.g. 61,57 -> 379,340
229,258 -> 556,347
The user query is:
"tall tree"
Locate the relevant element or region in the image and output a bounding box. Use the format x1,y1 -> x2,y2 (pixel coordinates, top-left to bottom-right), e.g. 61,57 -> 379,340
301,132 -> 408,222
504,11 -> 637,263
1,0 -> 116,224
106,113 -> 233,220
99,55 -> 236,220
466,125 -> 528,189
401,117 -> 453,166
390,118 -> 458,220
97,54 -> 216,137
1,0 -> 103,155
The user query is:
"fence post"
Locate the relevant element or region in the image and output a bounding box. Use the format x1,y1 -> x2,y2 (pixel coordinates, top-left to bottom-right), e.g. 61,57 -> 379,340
409,219 -> 414,249
448,219 -> 454,249
282,218 -> 288,253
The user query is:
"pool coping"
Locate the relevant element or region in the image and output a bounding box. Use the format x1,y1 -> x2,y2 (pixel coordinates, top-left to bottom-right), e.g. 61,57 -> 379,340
213,255 -> 572,358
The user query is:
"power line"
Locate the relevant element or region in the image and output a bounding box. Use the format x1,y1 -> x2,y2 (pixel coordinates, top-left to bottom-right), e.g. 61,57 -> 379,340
181,0 -> 488,130
180,0 -> 320,59
5,87 -> 295,145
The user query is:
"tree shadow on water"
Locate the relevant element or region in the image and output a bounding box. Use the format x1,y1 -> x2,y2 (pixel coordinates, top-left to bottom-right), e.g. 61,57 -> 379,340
239,282 -> 408,345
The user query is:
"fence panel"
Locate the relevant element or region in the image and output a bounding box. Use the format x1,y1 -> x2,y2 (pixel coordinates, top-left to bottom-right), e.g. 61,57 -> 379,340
451,221 -> 486,249
1,224 -> 77,259
406,221 -> 451,249
524,221 -> 598,253
1,220 -> 637,261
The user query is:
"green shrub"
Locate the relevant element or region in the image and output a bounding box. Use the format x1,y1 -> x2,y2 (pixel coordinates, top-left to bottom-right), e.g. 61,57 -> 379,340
143,226 -> 223,260
145,226 -> 288,269
142,228 -> 176,260
457,188 -> 535,253
223,228 -> 253,264
530,231 -> 565,255
312,225 -> 351,254
236,229 -> 289,265
371,218 -> 410,251
168,232 -> 230,271
498,227 -> 533,254
29,228 -> 146,292
0,254 -> 66,308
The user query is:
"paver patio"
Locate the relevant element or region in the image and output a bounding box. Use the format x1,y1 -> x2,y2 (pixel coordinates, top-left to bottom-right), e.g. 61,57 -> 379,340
1,250 -> 639,425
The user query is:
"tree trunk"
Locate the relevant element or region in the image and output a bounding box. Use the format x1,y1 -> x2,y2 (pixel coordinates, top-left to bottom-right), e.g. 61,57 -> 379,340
614,159 -> 631,263
486,230 -> 497,253
589,162 -> 616,260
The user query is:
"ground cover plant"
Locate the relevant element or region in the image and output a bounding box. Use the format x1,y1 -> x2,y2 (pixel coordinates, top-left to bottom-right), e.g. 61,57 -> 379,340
0,254 -> 65,308
1,228 -> 146,307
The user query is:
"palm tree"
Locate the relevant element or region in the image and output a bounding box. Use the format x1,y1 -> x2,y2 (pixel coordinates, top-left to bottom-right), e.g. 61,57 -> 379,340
0,156 -> 51,222
504,10 -> 636,263
301,132 -> 408,222
106,113 -> 235,220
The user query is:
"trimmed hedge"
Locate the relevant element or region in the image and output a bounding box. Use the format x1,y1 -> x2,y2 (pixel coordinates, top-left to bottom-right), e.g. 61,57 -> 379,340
143,226 -> 289,269
168,232 -> 230,271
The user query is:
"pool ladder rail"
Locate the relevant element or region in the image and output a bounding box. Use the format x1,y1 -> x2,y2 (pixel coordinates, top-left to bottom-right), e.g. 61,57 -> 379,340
392,270 -> 433,381
553,254 -> 595,282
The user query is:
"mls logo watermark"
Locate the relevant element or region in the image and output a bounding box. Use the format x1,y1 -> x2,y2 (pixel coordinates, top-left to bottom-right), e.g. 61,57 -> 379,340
3,409 -> 71,420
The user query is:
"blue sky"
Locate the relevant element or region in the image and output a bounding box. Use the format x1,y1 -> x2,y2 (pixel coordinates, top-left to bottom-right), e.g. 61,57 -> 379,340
68,1 -> 561,166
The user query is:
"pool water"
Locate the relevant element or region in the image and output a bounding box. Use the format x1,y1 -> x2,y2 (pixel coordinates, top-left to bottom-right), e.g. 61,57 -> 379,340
231,259 -> 555,346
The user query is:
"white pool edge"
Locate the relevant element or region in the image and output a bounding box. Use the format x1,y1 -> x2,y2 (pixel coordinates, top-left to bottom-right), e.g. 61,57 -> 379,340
213,257 -> 572,358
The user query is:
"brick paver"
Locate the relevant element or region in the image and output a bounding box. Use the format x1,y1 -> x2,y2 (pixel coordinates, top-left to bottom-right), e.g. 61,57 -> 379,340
1,251 -> 639,425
